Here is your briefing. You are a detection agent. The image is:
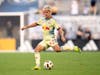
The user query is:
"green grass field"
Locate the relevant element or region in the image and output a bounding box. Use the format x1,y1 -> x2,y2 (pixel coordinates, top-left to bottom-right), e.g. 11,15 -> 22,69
0,52 -> 100,75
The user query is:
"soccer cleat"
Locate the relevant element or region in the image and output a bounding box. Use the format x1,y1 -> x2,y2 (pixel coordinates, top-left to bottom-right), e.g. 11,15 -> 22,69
32,66 -> 41,70
73,46 -> 81,52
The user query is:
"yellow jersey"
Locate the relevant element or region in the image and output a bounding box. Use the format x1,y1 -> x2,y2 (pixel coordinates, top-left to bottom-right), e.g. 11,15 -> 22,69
37,17 -> 60,41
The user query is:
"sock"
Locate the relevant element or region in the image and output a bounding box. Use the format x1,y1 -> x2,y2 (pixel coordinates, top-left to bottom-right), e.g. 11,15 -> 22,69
34,52 -> 40,67
61,45 -> 73,51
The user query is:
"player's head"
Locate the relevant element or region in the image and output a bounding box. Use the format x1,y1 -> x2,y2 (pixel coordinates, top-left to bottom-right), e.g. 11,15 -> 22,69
42,5 -> 52,18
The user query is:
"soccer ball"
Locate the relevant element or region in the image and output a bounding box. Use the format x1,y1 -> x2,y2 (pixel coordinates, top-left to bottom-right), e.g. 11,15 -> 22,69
43,60 -> 54,70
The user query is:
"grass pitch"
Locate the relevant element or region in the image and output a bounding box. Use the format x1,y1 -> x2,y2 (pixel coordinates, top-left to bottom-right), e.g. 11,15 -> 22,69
0,52 -> 100,75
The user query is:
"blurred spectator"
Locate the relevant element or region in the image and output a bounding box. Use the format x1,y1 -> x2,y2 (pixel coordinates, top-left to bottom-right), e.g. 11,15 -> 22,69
83,0 -> 90,15
51,6 -> 58,15
90,0 -> 97,15
84,27 -> 92,40
71,0 -> 79,15
0,0 -> 4,6
6,21 -> 13,38
76,26 -> 84,39
38,0 -> 45,9
67,27 -> 76,39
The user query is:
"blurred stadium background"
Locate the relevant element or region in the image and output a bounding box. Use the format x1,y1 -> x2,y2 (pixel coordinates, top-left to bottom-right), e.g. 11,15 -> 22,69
0,0 -> 100,52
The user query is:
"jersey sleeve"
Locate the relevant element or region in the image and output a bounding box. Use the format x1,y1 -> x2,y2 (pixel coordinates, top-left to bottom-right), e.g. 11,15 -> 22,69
53,19 -> 60,30
37,18 -> 42,25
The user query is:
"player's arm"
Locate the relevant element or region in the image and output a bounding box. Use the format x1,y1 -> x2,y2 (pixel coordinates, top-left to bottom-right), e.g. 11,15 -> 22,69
58,27 -> 66,42
21,22 -> 38,30
53,19 -> 66,42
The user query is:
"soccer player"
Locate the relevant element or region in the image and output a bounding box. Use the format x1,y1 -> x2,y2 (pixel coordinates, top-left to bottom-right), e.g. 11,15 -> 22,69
21,5 -> 80,70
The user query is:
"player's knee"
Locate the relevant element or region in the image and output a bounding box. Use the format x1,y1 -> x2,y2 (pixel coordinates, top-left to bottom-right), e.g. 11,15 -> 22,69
34,50 -> 40,52
34,48 -> 41,52
54,47 -> 61,52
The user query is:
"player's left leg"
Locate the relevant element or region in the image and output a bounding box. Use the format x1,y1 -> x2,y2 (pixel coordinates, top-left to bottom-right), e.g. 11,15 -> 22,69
52,43 -> 81,52
61,45 -> 81,52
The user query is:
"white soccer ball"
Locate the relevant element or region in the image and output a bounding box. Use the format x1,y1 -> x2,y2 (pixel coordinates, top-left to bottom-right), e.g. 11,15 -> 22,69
44,60 -> 54,70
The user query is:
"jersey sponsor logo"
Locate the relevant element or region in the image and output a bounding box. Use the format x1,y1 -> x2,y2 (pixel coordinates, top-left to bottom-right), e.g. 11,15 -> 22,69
42,25 -> 50,30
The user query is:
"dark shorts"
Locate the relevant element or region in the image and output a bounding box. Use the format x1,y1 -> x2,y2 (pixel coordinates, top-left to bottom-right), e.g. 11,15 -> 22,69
91,0 -> 96,7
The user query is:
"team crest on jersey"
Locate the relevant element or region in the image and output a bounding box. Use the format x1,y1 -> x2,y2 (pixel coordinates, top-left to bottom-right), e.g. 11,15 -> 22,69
42,24 -> 50,30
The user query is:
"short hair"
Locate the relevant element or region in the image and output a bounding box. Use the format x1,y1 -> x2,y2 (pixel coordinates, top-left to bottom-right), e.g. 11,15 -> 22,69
43,5 -> 52,12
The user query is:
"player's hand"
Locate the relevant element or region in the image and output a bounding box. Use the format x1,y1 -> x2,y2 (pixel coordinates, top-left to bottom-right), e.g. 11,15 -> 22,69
61,36 -> 66,43
21,27 -> 26,30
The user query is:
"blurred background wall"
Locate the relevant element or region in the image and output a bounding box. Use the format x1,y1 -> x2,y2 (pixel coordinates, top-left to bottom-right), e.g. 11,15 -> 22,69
0,0 -> 100,51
